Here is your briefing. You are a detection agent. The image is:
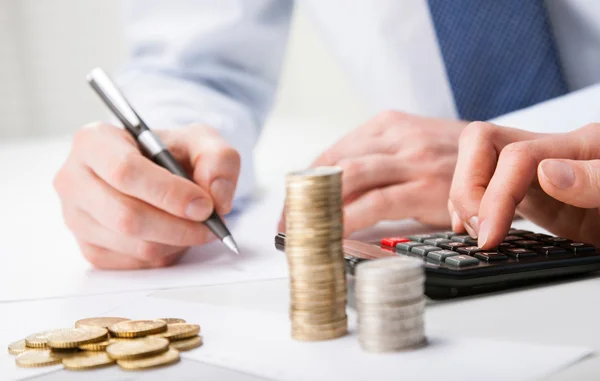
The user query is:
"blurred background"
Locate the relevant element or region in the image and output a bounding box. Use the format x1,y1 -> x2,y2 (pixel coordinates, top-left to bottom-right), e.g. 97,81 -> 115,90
0,0 -> 371,184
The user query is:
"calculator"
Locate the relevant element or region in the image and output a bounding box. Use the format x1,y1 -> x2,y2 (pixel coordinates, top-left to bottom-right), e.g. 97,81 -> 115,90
274,229 -> 600,299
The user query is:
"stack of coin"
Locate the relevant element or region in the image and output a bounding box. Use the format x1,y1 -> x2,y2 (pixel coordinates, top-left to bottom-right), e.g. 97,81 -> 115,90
8,317 -> 202,372
355,257 -> 426,352
285,167 -> 348,341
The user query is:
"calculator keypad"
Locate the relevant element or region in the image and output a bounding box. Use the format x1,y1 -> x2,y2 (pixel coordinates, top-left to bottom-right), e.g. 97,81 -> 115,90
379,228 -> 598,271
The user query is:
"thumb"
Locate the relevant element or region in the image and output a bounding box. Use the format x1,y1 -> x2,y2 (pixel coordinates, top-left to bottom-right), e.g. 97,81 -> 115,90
538,159 -> 600,208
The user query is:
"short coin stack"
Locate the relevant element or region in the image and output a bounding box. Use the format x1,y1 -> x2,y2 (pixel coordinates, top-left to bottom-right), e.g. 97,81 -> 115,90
8,317 -> 202,371
285,167 -> 348,341
355,257 -> 426,352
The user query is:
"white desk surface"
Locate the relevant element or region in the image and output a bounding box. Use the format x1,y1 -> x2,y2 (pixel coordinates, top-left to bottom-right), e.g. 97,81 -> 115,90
4,83 -> 600,381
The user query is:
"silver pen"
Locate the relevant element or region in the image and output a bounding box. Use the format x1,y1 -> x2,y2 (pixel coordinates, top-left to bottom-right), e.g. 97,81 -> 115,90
86,68 -> 240,254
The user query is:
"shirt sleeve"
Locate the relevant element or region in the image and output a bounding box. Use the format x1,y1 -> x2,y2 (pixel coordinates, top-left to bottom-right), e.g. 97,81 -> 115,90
116,0 -> 294,205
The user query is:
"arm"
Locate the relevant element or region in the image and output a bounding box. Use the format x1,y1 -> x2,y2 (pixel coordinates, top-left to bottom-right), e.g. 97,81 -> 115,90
117,0 -> 294,203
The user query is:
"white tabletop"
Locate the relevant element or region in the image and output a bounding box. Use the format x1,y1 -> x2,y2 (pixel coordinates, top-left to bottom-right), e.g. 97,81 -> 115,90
4,83 -> 600,380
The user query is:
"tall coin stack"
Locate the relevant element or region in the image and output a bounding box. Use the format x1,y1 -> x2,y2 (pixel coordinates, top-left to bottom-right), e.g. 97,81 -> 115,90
355,257 -> 426,352
285,167 -> 348,341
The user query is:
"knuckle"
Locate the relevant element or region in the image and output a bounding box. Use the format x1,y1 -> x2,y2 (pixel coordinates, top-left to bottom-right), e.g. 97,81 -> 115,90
80,245 -> 104,269
368,188 -> 390,215
113,207 -> 140,236
338,158 -> 363,181
136,242 -> 164,262
150,253 -> 181,268
374,109 -> 405,124
52,168 -> 68,194
459,121 -> 495,146
109,152 -> 138,187
73,127 -> 93,148
500,141 -> 531,162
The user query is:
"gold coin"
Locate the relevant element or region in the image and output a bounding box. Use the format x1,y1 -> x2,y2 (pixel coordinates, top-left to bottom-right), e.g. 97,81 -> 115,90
75,317 -> 130,329
109,320 -> 167,338
106,337 -> 169,360
291,324 -> 348,342
8,339 -> 29,355
169,336 -> 203,352
49,348 -> 80,359
79,340 -> 110,351
63,352 -> 115,371
25,330 -> 55,348
46,327 -> 108,349
148,323 -> 200,341
118,348 -> 180,371
15,350 -> 62,368
157,318 -> 186,324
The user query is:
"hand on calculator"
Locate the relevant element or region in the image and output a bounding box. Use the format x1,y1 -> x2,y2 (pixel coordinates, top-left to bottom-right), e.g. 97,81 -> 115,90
449,122 -> 600,249
279,111 -> 467,236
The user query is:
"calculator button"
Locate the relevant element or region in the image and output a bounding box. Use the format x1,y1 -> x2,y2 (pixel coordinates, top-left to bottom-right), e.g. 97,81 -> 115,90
513,240 -> 540,249
541,237 -> 572,246
456,246 -> 483,255
408,234 -> 438,243
475,251 -> 508,261
532,245 -> 568,256
505,248 -> 537,259
508,229 -> 532,236
445,255 -> 479,267
427,250 -> 459,262
503,235 -> 523,242
396,241 -> 426,251
434,231 -> 457,239
451,235 -> 477,244
561,242 -> 596,253
497,242 -> 515,253
523,233 -> 551,240
423,238 -> 452,246
439,242 -> 468,251
411,245 -> 442,256
381,237 -> 410,247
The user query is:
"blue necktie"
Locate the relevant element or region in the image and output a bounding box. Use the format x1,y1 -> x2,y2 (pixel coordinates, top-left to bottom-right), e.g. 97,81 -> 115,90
427,0 -> 568,121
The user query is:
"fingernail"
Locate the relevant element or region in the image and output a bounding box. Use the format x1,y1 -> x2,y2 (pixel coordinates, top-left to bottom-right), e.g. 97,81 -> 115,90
211,178 -> 235,211
463,216 -> 479,239
541,160 -> 575,189
185,197 -> 212,221
451,211 -> 461,232
478,219 -> 490,248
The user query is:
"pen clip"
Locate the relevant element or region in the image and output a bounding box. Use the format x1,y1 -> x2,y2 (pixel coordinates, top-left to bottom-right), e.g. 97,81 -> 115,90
86,68 -> 144,135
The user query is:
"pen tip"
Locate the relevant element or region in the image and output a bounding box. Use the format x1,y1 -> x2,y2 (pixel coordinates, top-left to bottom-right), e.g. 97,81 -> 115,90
222,236 -> 240,255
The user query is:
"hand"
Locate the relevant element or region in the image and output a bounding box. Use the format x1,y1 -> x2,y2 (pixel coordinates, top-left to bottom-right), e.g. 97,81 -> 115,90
278,111 -> 467,236
449,122 -> 600,248
54,123 -> 241,269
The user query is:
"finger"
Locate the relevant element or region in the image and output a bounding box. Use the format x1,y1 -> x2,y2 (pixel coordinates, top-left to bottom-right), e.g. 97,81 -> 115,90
343,180 -> 445,236
75,125 -> 214,222
79,241 -> 151,270
538,159 -> 600,208
337,154 -> 414,200
476,131 -> 590,248
63,206 -> 183,262
160,126 -> 241,215
59,164 -> 210,247
80,241 -> 185,270
449,122 -> 540,238
447,200 -> 466,233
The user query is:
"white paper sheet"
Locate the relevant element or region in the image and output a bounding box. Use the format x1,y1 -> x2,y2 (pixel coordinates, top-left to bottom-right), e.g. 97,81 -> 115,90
0,292 -> 149,381
107,297 -> 591,381
0,140 -> 289,301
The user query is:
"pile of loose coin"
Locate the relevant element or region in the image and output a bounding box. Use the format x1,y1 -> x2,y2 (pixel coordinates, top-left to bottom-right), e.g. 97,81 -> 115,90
355,257 -> 426,352
285,167 -> 348,341
8,317 -> 202,371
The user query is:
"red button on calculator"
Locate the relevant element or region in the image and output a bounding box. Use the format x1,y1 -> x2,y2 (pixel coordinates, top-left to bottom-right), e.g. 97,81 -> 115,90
381,237 -> 410,247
